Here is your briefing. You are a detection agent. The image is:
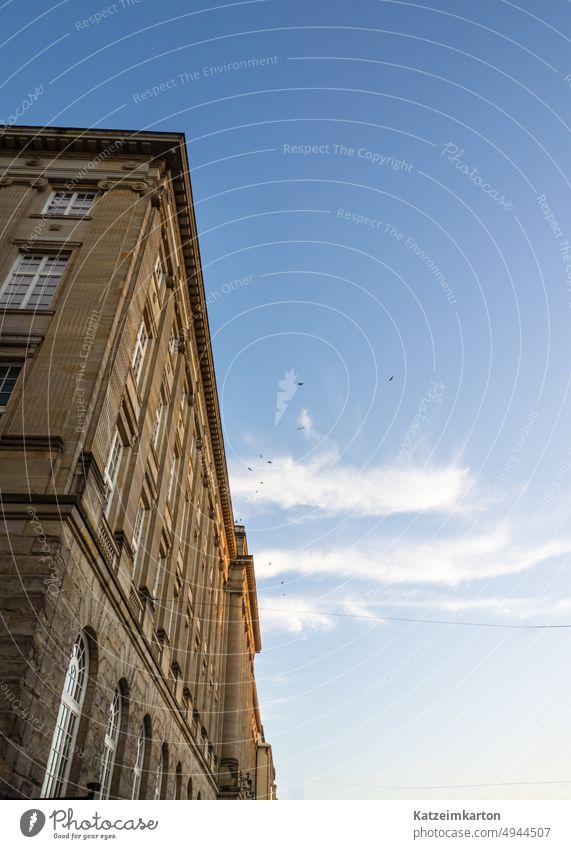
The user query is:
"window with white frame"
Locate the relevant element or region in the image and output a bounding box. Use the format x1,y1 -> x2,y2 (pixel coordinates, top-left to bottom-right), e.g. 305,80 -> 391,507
166,457 -> 177,503
179,495 -> 189,553
103,428 -> 123,513
131,319 -> 149,385
154,257 -> 165,289
152,553 -> 167,602
169,328 -> 179,359
0,252 -> 69,310
99,687 -> 121,800
0,364 -> 22,410
131,721 -> 147,799
132,502 -> 148,569
44,191 -> 96,216
41,634 -> 89,798
151,394 -> 165,450
154,745 -> 165,800
179,386 -> 188,429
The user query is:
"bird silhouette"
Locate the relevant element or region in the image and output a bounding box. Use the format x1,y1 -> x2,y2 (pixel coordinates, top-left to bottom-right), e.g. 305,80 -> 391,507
296,426 -> 305,430
267,460 -> 273,464
388,376 -> 394,382
296,381 -> 304,386
248,466 -> 253,471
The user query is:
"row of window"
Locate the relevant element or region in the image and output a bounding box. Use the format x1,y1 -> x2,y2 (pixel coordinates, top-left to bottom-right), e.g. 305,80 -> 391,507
0,183 -> 166,315
0,250 -> 173,416
41,633 -> 202,800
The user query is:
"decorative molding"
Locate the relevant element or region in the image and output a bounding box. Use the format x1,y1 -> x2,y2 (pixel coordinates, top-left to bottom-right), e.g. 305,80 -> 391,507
15,238 -> 83,251
30,176 -> 48,191
0,434 -> 64,452
150,188 -> 163,208
0,174 -> 48,190
97,179 -> 149,194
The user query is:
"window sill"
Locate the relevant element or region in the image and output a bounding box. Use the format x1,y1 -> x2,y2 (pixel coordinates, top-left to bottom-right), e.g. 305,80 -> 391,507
0,308 -> 55,316
28,214 -> 92,221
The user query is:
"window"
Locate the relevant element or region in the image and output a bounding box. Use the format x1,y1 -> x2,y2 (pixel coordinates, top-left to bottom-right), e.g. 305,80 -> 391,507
151,395 -> 164,450
99,687 -> 121,800
103,429 -> 123,513
0,364 -> 22,410
154,257 -> 165,289
168,581 -> 180,641
41,634 -> 89,798
179,386 -> 188,429
152,553 -> 166,602
175,763 -> 182,800
154,745 -> 165,800
44,191 -> 96,216
167,458 -> 177,503
131,319 -> 149,385
132,721 -> 147,799
0,252 -> 69,310
132,502 -> 148,569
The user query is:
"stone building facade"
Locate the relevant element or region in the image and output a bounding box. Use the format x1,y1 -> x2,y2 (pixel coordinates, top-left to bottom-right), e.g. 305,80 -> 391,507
0,126 -> 276,800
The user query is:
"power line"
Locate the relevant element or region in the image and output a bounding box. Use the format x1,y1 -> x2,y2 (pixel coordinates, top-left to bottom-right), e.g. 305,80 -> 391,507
279,777 -> 571,791
258,606 -> 571,630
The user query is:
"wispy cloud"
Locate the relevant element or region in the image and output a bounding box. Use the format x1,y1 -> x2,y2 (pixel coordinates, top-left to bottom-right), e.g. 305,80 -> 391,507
231,449 -> 474,516
257,586 -> 571,636
255,526 -> 571,586
297,408 -> 314,437
260,596 -> 338,636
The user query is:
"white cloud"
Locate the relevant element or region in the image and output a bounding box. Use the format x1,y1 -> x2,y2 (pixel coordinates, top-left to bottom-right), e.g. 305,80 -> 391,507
259,596 -> 338,636
231,449 -> 474,517
256,587 -> 571,637
297,408 -> 314,437
254,526 -> 571,586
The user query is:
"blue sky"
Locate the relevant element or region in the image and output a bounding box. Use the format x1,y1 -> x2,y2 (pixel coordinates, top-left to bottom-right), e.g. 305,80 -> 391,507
4,0 -> 571,799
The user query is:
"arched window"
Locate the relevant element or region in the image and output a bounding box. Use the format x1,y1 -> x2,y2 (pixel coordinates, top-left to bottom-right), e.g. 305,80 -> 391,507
99,687 -> 121,799
196,790 -> 202,800
175,762 -> 182,799
132,721 -> 147,799
41,634 -> 89,798
187,776 -> 193,800
154,742 -> 168,799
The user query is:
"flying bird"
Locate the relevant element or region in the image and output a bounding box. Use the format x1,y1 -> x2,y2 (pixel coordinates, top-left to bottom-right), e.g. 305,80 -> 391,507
267,460 -> 273,464
388,376 -> 394,382
296,426 -> 305,430
248,466 -> 253,471
296,381 -> 304,386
